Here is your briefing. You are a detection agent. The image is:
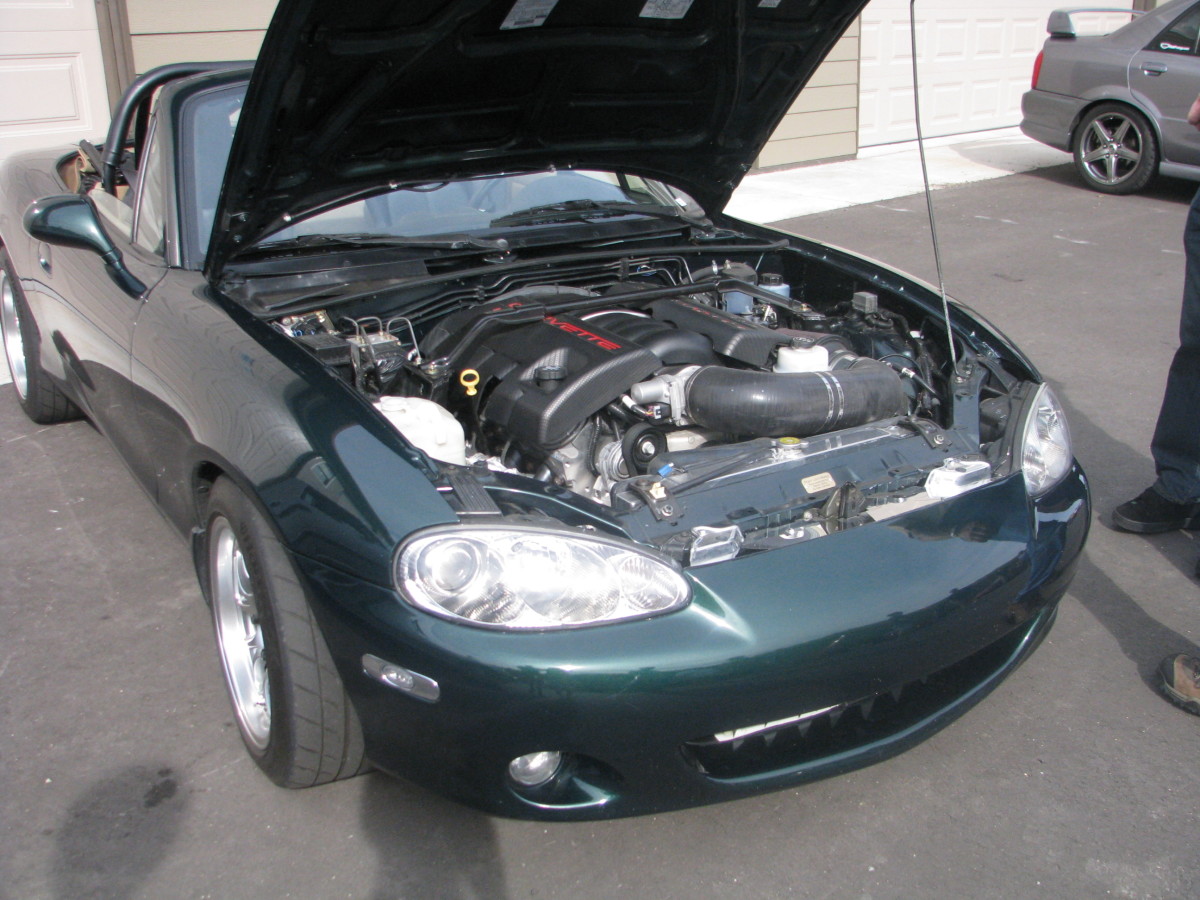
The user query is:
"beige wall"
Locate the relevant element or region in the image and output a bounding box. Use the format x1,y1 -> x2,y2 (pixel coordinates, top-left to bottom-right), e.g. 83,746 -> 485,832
757,23 -> 860,170
0,0 -> 114,159
126,0 -> 275,72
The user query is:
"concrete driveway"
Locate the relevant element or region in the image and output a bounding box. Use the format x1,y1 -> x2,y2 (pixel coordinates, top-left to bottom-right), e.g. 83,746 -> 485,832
2,163 -> 1198,899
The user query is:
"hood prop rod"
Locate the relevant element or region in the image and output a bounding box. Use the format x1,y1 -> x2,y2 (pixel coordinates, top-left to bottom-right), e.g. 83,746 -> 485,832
909,0 -> 958,373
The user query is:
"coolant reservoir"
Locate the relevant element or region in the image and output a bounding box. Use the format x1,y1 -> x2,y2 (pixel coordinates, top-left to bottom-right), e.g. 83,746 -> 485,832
774,343 -> 830,373
374,396 -> 467,466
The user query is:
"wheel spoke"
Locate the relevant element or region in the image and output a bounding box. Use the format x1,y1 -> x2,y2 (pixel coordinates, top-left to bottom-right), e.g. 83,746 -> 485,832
1111,119 -> 1132,144
251,657 -> 269,713
1089,119 -> 1114,143
234,551 -> 253,601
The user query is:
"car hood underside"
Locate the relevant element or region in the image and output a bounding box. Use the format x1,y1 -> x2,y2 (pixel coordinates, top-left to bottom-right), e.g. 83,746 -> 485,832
207,0 -> 869,279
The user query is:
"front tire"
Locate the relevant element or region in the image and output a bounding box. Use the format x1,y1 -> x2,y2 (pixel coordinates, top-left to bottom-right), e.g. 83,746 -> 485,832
206,478 -> 366,787
1072,103 -> 1158,195
0,247 -> 80,423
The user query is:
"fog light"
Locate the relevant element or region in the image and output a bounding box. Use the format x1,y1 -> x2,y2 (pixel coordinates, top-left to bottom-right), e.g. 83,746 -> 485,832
508,751 -> 563,787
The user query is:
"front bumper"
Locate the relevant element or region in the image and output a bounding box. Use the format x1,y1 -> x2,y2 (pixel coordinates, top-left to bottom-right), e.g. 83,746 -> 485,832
300,465 -> 1089,820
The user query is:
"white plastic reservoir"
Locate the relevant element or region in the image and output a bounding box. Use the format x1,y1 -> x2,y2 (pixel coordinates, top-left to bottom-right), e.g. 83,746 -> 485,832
375,396 -> 467,466
774,344 -> 830,373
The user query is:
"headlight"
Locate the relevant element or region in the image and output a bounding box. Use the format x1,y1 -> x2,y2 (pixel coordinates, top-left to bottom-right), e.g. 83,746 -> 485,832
1020,384 -> 1072,496
394,525 -> 691,629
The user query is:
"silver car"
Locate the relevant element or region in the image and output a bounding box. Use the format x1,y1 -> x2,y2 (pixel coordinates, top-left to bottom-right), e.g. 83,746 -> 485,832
1021,0 -> 1200,194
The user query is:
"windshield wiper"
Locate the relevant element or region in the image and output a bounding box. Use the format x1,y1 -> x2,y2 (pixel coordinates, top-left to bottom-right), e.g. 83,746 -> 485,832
490,199 -> 710,229
253,232 -> 511,253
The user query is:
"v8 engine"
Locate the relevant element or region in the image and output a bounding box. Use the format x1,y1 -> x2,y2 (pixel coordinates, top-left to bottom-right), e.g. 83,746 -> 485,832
279,259 -> 944,510
420,289 -> 910,503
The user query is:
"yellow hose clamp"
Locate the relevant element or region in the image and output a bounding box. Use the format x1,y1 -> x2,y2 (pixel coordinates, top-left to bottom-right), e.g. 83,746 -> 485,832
459,369 -> 480,397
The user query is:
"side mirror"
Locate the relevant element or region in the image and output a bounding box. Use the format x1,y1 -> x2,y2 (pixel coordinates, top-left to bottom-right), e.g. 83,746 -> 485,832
23,194 -> 147,298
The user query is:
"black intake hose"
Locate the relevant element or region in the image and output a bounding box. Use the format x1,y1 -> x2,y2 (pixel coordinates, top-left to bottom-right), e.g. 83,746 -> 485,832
684,361 -> 906,437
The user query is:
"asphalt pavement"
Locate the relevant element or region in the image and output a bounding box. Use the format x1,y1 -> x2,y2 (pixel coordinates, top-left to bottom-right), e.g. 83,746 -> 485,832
3,160 -> 1200,899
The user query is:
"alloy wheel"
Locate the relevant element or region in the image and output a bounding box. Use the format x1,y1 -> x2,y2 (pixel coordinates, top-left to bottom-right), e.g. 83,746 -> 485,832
0,266 -> 29,400
211,516 -> 272,750
1079,112 -> 1143,187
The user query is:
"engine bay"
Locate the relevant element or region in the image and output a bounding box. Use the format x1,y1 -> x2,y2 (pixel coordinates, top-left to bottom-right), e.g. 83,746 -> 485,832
273,244 -> 1027,564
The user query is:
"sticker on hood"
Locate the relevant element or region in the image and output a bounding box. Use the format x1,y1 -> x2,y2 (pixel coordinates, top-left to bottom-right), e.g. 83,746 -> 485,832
501,0 -> 559,29
641,0 -> 695,19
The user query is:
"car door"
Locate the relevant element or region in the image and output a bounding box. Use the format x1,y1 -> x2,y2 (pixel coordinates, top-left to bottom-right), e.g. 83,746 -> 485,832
127,76 -> 295,535
33,119 -> 168,483
1129,1 -> 1200,167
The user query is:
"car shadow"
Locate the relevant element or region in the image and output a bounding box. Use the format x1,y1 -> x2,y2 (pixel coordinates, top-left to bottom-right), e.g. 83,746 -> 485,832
1022,161 -> 1199,205
50,764 -> 186,900
358,771 -> 508,899
943,139 -> 1073,177
1052,381 -> 1197,689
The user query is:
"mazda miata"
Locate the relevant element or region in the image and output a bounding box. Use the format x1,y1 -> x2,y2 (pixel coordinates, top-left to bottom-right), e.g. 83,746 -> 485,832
0,0 -> 1089,819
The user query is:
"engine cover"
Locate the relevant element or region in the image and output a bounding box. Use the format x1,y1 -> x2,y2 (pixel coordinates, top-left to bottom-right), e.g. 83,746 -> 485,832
460,314 -> 660,450
647,298 -> 788,367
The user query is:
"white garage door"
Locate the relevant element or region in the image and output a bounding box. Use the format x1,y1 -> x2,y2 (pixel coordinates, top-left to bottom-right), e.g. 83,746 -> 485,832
859,0 -> 1131,146
0,0 -> 111,163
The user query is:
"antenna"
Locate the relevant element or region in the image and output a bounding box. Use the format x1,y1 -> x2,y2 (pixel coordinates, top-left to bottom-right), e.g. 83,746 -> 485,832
909,0 -> 957,371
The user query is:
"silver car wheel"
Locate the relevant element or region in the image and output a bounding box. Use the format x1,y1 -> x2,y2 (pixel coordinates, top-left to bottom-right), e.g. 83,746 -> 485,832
211,515 -> 272,751
1079,112 -> 1143,187
0,264 -> 29,400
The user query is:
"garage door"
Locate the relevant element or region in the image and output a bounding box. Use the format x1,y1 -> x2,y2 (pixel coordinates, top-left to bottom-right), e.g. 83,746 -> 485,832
859,0 -> 1132,146
0,0 -> 111,164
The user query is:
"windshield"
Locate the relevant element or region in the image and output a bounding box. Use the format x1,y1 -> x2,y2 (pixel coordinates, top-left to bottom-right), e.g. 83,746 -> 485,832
262,170 -> 678,244
181,82 -> 698,266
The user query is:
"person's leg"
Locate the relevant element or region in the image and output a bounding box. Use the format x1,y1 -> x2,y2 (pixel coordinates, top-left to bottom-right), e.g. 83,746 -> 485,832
1150,187 -> 1200,504
1113,188 -> 1200,532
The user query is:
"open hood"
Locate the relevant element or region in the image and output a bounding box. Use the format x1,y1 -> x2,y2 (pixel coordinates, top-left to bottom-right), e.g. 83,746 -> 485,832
207,0 -> 869,279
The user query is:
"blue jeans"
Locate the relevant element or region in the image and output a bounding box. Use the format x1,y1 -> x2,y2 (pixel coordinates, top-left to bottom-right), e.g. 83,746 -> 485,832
1151,187 -> 1200,504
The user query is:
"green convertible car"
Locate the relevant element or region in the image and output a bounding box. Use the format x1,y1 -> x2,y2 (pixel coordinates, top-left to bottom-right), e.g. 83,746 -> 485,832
0,0 -> 1089,819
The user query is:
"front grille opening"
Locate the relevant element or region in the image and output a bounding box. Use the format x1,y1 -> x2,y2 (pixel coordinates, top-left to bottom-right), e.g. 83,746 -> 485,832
681,625 -> 1027,780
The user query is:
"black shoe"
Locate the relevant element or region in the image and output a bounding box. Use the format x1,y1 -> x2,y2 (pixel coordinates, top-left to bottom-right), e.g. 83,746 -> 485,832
1111,488 -> 1200,534
1158,653 -> 1200,717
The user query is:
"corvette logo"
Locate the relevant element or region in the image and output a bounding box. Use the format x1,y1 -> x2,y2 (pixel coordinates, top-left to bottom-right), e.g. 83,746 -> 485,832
544,316 -> 622,351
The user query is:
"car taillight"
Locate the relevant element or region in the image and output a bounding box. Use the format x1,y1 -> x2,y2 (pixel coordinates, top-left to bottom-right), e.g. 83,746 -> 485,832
1031,50 -> 1044,89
